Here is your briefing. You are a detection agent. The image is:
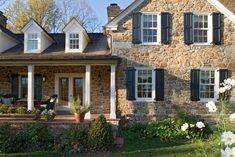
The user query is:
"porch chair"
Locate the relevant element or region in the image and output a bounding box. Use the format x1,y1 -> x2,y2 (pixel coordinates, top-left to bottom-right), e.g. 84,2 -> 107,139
39,95 -> 58,111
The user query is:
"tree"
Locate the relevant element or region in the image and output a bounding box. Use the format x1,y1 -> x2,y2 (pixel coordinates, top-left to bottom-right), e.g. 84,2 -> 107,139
4,0 -> 61,33
58,0 -> 101,33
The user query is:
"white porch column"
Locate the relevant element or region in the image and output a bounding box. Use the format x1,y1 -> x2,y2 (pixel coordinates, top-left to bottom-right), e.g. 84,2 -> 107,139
85,64 -> 91,119
110,65 -> 116,119
27,65 -> 34,111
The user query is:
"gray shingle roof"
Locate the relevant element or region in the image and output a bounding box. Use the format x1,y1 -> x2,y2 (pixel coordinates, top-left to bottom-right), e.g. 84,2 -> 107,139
0,33 -> 112,61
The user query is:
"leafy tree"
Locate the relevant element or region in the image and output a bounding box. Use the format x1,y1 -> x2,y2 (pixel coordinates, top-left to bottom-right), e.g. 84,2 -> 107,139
4,0 -> 61,33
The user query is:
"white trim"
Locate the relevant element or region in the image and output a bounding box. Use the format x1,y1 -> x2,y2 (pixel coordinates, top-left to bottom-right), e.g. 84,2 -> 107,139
65,33 -> 82,53
208,0 -> 235,24
140,12 -> 161,45
199,68 -> 219,102
135,67 -> 155,102
192,13 -> 211,45
27,65 -> 34,111
54,73 -> 85,111
85,65 -> 91,119
106,0 -> 235,31
106,0 -> 145,30
110,65 -> 116,119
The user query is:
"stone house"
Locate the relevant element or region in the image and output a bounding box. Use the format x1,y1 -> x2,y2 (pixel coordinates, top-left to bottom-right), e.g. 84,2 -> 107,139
105,0 -> 235,121
0,0 -> 234,121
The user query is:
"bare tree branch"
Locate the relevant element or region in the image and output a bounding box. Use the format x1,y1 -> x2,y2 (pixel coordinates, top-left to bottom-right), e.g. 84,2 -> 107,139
58,0 -> 101,33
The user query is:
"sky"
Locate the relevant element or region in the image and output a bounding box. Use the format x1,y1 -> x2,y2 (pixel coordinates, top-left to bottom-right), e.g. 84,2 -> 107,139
0,0 -> 134,26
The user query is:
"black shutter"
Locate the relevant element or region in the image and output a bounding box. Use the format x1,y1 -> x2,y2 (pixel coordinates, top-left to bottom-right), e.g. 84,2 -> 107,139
126,67 -> 136,100
34,74 -> 42,101
213,13 -> 222,45
219,69 -> 229,85
11,74 -> 18,98
184,12 -> 194,45
155,69 -> 164,101
132,12 -> 142,44
161,12 -> 171,44
190,69 -> 200,101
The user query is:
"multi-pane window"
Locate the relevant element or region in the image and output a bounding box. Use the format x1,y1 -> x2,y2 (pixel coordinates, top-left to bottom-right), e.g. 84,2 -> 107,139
193,14 -> 209,43
69,33 -> 79,49
21,76 -> 28,98
200,70 -> 215,99
142,14 -> 158,43
27,33 -> 38,50
136,69 -> 153,99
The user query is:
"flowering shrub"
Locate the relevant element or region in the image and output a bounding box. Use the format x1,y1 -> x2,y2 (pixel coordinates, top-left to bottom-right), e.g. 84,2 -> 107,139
146,118 -> 185,141
41,109 -> 56,121
202,78 -> 235,156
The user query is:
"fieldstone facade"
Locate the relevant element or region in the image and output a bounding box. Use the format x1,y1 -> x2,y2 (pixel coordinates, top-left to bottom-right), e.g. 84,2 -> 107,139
0,66 -> 110,114
107,0 -> 235,121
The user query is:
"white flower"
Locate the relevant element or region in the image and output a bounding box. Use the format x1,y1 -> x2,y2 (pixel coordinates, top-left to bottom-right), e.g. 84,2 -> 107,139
224,78 -> 235,87
221,147 -> 235,157
219,87 -> 227,93
181,123 -> 189,131
190,124 -> 195,128
221,131 -> 235,145
225,85 -> 232,91
206,101 -> 217,113
196,121 -> 205,129
230,113 -> 235,122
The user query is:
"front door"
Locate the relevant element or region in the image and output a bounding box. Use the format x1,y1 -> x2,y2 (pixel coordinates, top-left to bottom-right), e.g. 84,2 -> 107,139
55,74 -> 84,111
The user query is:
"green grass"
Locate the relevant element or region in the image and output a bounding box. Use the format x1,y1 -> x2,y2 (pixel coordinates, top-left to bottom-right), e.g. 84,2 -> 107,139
0,138 -> 221,157
112,138 -> 220,157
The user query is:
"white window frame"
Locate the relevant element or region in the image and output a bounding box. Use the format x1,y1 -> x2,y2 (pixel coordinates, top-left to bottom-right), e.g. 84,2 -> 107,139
141,12 -> 161,45
69,33 -> 80,50
65,32 -> 82,53
25,33 -> 40,53
199,68 -> 219,102
192,12 -> 213,46
135,67 -> 155,102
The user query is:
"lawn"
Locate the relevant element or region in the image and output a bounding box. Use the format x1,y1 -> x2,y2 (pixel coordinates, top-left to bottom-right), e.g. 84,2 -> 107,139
0,138 -> 220,157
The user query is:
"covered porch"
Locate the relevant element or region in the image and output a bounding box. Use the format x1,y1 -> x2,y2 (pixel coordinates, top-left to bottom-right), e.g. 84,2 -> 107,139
0,58 -> 119,120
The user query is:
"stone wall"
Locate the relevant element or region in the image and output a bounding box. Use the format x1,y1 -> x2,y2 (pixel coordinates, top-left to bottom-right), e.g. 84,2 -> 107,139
0,66 -> 110,114
109,0 -> 235,121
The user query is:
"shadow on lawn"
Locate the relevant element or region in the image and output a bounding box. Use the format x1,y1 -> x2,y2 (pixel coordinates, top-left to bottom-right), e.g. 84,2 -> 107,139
114,139 -> 197,157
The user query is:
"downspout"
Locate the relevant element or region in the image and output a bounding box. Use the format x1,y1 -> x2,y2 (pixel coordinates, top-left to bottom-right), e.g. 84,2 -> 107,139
103,26 -> 113,55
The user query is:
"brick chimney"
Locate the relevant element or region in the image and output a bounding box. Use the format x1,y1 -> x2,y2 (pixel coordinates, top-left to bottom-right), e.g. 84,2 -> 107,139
0,11 -> 7,27
107,3 -> 122,22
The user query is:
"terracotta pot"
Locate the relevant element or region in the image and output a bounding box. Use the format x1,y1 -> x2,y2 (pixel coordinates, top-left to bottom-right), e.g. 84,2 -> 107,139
74,113 -> 85,123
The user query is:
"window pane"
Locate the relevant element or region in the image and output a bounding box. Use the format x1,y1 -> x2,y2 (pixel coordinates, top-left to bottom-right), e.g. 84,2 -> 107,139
137,69 -> 153,98
142,14 -> 158,43
21,76 -> 28,98
193,14 -> 208,43
69,33 -> 79,49
200,70 -> 216,99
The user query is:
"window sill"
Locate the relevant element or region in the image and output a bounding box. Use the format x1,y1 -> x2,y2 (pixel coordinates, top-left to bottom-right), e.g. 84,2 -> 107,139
140,42 -> 161,46
199,98 -> 219,103
191,43 -> 212,46
134,99 -> 156,103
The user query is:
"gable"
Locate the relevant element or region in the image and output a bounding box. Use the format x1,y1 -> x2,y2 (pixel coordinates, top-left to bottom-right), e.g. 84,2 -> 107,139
106,0 -> 235,30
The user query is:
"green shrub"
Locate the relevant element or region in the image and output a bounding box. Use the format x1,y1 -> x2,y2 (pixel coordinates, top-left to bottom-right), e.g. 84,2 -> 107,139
145,118 -> 185,141
0,105 -> 9,114
15,107 -> 27,114
7,106 -> 16,114
55,125 -> 88,153
119,123 -> 147,141
88,115 -> 113,150
24,123 -> 54,150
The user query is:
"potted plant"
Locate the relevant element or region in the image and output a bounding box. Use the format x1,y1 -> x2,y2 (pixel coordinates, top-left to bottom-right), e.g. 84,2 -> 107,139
72,97 -> 90,122
41,109 -> 56,121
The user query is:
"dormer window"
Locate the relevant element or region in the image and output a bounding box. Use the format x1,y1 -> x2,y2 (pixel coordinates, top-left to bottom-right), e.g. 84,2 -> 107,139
27,33 -> 39,51
69,33 -> 79,49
